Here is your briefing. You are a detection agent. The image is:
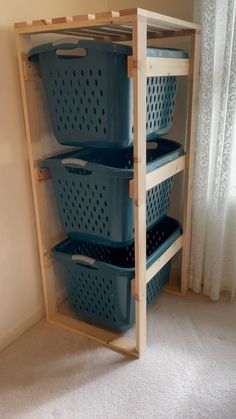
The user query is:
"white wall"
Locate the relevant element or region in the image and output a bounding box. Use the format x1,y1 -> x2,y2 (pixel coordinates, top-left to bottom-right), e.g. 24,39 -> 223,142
0,0 -> 193,351
0,0 -> 107,351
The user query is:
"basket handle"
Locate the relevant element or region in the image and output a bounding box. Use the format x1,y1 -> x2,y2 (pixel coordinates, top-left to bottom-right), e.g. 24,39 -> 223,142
61,158 -> 88,167
147,142 -> 158,150
72,255 -> 96,265
56,48 -> 87,58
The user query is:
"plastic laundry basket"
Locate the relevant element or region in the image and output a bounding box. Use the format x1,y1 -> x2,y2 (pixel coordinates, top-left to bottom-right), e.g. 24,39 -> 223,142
53,216 -> 182,331
29,39 -> 188,148
41,138 -> 184,246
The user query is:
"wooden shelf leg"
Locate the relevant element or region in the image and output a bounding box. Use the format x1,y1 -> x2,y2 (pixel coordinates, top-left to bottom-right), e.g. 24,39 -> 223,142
15,34 -> 57,319
132,16 -> 147,356
181,31 -> 200,295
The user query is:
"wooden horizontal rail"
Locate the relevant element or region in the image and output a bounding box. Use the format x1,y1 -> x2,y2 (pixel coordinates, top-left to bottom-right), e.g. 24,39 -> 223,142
120,8 -> 200,31
146,235 -> 183,284
49,312 -> 138,357
147,28 -> 195,39
128,57 -> 190,77
14,14 -> 137,35
129,155 -> 185,198
146,57 -> 190,77
15,8 -> 200,34
42,27 -> 195,43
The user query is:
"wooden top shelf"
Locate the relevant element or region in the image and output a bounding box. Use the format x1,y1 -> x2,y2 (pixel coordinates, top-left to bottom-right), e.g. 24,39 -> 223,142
14,8 -> 200,40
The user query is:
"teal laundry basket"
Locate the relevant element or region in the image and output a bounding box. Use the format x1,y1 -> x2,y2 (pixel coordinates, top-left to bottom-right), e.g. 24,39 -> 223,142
41,138 -> 184,246
53,216 -> 182,331
29,40 -> 188,148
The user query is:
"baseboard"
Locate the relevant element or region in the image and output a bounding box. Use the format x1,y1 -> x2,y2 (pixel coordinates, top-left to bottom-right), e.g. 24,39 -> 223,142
0,286 -> 67,352
0,305 -> 45,352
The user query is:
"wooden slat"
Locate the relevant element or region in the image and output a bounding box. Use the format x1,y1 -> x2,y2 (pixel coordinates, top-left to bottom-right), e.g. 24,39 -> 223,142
14,8 -> 199,34
101,24 -> 132,33
52,16 -> 73,24
55,30 -> 112,41
95,11 -> 120,18
56,30 -> 110,40
14,15 -> 136,34
15,21 -> 32,28
128,57 -> 190,78
129,155 -> 185,198
32,20 -> 47,26
41,18 -> 52,25
146,236 -> 183,284
14,14 -> 97,28
72,14 -> 95,21
132,16 -> 147,357
81,26 -> 130,37
49,312 -> 138,358
65,24 -> 132,41
181,33 -> 201,296
56,27 -> 193,43
66,27 -> 129,41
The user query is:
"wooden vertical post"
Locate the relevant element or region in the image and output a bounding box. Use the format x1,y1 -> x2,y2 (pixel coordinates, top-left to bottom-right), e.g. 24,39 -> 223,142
15,34 -> 57,318
181,31 -> 200,295
132,16 -> 147,356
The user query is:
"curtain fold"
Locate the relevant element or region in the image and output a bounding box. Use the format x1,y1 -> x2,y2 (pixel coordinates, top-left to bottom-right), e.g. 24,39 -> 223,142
190,0 -> 236,300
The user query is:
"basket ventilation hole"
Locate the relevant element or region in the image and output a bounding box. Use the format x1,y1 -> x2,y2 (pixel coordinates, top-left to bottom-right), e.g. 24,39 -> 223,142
48,66 -> 107,137
69,268 -> 117,324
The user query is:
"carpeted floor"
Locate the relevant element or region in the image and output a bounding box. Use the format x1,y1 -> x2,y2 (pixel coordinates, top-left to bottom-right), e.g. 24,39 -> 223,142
0,293 -> 236,419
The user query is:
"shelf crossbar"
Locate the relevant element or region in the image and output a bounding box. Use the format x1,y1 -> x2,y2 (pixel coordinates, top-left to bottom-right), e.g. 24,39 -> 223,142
128,57 -> 190,78
146,235 -> 183,284
49,312 -> 138,357
129,155 -> 185,198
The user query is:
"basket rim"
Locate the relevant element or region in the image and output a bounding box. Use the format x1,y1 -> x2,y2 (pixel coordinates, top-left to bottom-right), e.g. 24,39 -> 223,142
28,39 -> 188,61
40,138 -> 184,178
52,216 -> 182,276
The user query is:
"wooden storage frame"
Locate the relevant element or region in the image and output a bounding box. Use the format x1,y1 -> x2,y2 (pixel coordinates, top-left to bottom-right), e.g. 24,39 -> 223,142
15,8 -> 200,358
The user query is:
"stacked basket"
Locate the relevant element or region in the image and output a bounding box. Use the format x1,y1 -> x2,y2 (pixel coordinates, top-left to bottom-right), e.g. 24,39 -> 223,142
29,39 -> 186,331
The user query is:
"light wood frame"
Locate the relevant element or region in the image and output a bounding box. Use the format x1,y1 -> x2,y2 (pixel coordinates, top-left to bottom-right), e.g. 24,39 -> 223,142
15,8 -> 200,358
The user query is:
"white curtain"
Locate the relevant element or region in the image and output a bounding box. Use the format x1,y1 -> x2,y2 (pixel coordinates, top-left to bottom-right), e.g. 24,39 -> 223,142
190,0 -> 236,300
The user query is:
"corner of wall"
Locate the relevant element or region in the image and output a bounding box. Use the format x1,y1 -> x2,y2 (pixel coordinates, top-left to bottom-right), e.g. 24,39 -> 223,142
0,306 -> 45,352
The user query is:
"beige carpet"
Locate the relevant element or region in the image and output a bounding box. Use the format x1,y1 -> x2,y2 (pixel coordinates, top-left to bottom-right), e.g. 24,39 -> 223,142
0,293 -> 236,419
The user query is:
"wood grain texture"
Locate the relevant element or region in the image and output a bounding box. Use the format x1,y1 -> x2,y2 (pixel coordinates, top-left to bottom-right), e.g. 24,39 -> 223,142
14,8 -> 199,33
129,155 -> 185,198
50,312 -> 138,358
146,236 -> 183,284
15,35 -> 58,318
95,11 -> 120,18
132,16 -> 147,356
